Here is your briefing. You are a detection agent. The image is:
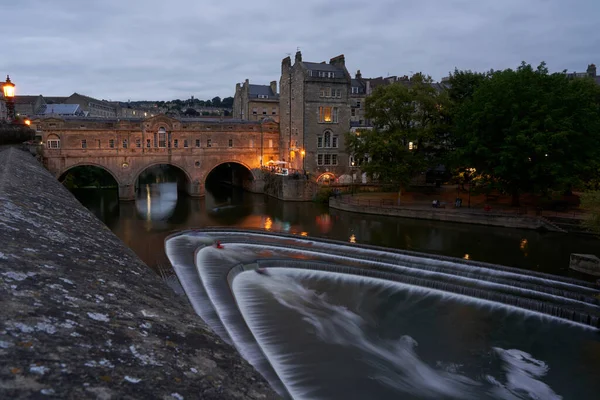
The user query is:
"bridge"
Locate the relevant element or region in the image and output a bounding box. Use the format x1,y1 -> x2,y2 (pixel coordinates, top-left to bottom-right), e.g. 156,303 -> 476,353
33,115 -> 281,200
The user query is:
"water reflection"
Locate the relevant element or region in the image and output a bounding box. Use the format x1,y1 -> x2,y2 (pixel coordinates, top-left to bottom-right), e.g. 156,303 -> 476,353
72,183 -> 600,281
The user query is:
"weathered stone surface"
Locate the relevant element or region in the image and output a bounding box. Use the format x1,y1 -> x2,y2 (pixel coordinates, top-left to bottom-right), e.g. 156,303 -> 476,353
0,148 -> 278,399
570,253 -> 600,277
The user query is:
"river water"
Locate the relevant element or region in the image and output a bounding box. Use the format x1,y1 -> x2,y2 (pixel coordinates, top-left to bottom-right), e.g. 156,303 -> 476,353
72,182 -> 600,399
73,182 -> 599,280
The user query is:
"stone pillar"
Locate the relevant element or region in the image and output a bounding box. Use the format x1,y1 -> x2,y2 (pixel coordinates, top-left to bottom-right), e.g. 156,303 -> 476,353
569,254 -> 600,276
118,183 -> 136,201
187,179 -> 204,197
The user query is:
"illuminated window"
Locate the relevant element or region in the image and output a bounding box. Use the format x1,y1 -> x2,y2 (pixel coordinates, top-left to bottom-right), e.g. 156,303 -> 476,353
409,141 -> 414,150
319,107 -> 338,123
81,139 -> 87,149
268,139 -> 273,148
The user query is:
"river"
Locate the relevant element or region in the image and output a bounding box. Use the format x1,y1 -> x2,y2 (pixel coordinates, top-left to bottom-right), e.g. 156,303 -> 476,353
72,182 -> 599,280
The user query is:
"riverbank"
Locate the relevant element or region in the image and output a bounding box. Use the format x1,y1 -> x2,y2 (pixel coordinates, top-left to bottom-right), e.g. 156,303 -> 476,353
329,193 -> 590,233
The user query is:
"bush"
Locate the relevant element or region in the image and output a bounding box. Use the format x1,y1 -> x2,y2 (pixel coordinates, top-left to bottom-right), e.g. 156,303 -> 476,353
314,188 -> 334,203
0,123 -> 35,146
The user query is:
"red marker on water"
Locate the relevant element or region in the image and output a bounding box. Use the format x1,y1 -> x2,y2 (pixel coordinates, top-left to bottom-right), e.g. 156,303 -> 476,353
215,241 -> 224,249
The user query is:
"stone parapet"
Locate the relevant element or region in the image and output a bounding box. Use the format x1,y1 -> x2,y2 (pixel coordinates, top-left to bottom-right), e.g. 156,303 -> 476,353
0,148 -> 277,399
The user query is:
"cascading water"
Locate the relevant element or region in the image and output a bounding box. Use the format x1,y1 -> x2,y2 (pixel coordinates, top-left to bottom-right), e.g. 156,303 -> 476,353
165,229 -> 600,399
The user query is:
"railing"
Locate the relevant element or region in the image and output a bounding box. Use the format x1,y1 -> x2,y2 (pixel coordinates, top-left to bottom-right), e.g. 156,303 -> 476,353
330,194 -> 571,218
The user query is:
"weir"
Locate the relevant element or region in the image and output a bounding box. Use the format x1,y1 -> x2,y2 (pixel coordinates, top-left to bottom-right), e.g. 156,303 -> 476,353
165,228 -> 600,399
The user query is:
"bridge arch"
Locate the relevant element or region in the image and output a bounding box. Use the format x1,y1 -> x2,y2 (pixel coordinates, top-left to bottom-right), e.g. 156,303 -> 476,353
58,162 -> 122,187
204,160 -> 256,188
132,161 -> 194,188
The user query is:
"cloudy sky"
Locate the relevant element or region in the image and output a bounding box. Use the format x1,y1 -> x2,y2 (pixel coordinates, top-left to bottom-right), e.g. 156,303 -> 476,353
2,0 -> 598,101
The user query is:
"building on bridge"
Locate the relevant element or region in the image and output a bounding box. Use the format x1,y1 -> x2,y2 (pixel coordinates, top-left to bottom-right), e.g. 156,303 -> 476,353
233,79 -> 280,122
32,114 -> 280,200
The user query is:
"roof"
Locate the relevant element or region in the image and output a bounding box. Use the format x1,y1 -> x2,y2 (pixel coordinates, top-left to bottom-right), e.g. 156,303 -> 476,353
40,104 -> 81,115
248,84 -> 278,99
302,62 -> 344,73
13,95 -> 43,104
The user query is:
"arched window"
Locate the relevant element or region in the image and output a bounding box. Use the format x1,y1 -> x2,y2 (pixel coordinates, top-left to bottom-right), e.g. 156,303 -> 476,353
158,127 -> 166,148
324,131 -> 331,148
47,134 -> 60,149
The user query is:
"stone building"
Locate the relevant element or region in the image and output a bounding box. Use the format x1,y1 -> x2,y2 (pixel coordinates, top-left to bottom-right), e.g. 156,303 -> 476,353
350,70 -> 368,129
280,51 -> 352,183
64,93 -> 118,117
233,79 -> 279,122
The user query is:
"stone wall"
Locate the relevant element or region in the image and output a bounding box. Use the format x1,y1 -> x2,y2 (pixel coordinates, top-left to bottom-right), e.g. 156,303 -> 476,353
0,148 -> 278,399
262,172 -> 316,201
329,196 -> 565,232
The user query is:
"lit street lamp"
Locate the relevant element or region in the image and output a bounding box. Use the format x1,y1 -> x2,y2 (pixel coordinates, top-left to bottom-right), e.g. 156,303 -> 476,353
2,75 -> 15,122
300,149 -> 306,172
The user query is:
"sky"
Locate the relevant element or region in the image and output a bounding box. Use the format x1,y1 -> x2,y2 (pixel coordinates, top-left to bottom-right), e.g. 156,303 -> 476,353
1,0 -> 599,101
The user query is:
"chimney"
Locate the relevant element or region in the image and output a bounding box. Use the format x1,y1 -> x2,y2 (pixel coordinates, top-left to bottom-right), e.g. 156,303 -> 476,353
355,70 -> 362,80
295,50 -> 302,64
282,56 -> 291,74
587,64 -> 597,77
244,78 -> 249,87
329,54 -> 345,67
270,80 -> 277,95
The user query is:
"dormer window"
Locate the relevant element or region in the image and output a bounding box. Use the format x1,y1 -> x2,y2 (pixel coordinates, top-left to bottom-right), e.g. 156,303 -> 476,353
352,87 -> 359,94
258,94 -> 269,99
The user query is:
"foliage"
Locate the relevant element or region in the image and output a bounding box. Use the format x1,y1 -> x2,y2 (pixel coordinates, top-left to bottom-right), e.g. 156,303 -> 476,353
345,73 -> 450,189
580,191 -> 600,235
0,123 -> 35,146
452,62 -> 600,205
314,187 -> 335,203
62,166 -> 117,189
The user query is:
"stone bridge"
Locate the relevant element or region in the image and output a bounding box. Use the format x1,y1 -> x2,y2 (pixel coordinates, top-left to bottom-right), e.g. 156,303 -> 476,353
33,115 -> 281,200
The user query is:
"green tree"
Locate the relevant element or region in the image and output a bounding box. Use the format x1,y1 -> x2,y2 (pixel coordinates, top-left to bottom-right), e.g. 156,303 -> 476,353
346,73 -> 450,201
184,108 -> 199,117
581,191 -> 600,235
453,62 -> 600,206
221,96 -> 234,108
211,96 -> 222,107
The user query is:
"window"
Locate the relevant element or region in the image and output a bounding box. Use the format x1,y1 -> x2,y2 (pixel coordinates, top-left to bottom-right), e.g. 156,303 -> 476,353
81,139 -> 87,149
123,139 -> 128,149
258,94 -> 268,99
252,108 -> 258,115
228,139 -> 233,147
158,127 -> 166,148
207,139 -> 212,148
250,139 -> 254,148
135,138 -> 141,148
146,139 -> 151,148
272,108 -> 277,115
352,87 -> 359,94
268,139 -> 273,148
332,136 -> 338,148
319,107 -> 338,123
184,139 -> 189,148
325,88 -> 331,97
320,89 -> 325,97
174,139 -> 178,148
47,139 -> 60,149
262,108 -> 267,115
195,139 -> 200,148
324,154 -> 332,166
109,139 -> 115,148
356,101 -> 361,108
332,154 -> 338,165
335,89 -> 342,98
409,141 -> 414,150
317,136 -> 323,148
351,109 -> 356,117
324,131 -> 331,147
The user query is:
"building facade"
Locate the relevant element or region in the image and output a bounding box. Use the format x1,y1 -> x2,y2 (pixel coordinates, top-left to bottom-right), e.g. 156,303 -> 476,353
280,51 -> 352,183
233,79 -> 279,122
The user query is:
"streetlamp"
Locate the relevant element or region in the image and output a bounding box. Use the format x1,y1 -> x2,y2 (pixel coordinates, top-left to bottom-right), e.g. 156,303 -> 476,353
300,149 -> 306,172
467,167 -> 476,208
2,75 -> 16,122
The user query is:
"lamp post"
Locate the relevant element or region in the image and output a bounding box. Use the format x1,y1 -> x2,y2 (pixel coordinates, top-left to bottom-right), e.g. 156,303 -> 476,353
300,149 -> 305,172
2,75 -> 16,122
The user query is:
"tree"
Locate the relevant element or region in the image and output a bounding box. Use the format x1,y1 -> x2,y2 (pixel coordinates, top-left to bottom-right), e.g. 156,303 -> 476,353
184,108 -> 199,117
221,96 -> 234,108
580,191 -> 600,235
453,62 -> 600,206
346,73 -> 450,201
211,96 -> 222,107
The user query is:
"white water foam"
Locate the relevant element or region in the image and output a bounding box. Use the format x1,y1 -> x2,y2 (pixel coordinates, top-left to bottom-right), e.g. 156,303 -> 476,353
233,268 -> 566,400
